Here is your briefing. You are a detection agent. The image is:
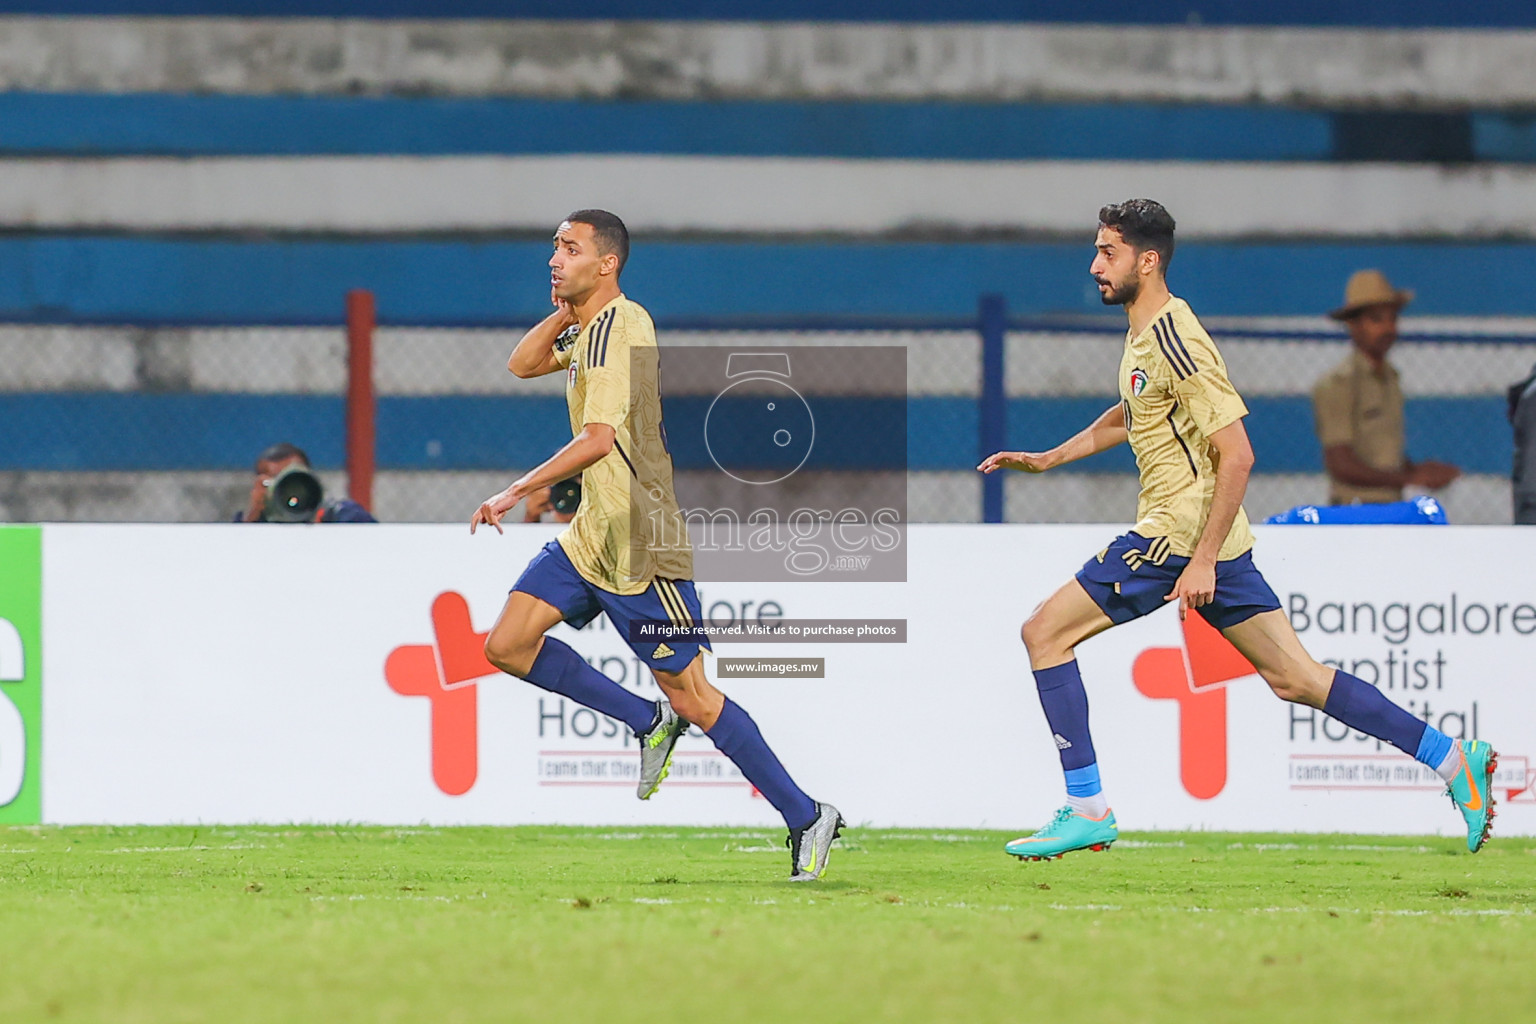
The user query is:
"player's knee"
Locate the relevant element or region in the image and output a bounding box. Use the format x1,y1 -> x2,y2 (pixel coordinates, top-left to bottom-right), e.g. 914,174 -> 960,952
666,689 -> 704,723
1262,664 -> 1326,707
484,632 -> 535,678
1262,669 -> 1302,702
1020,612 -> 1056,657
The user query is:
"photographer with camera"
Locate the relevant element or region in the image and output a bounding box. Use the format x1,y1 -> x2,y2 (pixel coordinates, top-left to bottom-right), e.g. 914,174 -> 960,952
235,443 -> 377,524
521,477 -> 581,524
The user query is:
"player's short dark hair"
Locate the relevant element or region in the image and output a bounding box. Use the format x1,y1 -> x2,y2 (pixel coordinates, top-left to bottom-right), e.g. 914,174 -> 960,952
257,442 -> 310,470
565,209 -> 630,274
1099,199 -> 1176,274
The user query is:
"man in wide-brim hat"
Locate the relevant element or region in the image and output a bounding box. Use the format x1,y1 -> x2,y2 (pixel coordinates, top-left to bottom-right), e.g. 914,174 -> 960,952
1311,270 -> 1460,505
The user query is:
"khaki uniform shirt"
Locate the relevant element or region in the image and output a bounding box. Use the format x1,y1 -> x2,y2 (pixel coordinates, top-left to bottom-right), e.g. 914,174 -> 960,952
1119,296 -> 1255,561
552,294 -> 693,594
1311,350 -> 1405,505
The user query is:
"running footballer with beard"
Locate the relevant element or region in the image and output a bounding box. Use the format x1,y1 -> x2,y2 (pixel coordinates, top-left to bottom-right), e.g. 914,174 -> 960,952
470,210 -> 842,880
978,199 -> 1498,860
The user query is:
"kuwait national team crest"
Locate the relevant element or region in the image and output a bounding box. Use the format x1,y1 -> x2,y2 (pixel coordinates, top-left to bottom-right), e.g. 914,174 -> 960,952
1129,367 -> 1149,397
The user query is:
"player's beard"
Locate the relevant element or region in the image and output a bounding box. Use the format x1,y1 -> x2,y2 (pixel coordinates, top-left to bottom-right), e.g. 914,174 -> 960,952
1097,274 -> 1139,306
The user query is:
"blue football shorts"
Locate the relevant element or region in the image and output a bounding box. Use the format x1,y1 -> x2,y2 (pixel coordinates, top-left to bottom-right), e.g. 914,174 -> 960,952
512,540 -> 711,673
1075,531 -> 1281,630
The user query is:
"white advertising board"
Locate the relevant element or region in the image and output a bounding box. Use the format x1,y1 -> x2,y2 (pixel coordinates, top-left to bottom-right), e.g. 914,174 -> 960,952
32,524 -> 1536,837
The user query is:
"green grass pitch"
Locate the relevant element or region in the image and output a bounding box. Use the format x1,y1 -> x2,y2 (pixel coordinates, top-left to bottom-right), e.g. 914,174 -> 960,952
2,825 -> 1531,1023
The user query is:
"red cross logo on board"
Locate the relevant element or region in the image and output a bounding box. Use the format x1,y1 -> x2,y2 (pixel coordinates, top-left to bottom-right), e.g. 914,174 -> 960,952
384,592 -> 494,796
1132,614 -> 1258,800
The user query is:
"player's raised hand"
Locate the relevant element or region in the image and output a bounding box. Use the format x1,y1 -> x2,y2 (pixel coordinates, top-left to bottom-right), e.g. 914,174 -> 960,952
551,288 -> 578,328
977,450 -> 1052,474
1165,559 -> 1216,621
470,488 -> 520,535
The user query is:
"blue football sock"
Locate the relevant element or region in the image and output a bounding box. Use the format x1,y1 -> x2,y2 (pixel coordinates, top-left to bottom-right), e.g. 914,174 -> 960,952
1034,661 -> 1101,794
523,637 -> 657,735
1323,670 -> 1449,765
707,698 -> 818,830
1064,764 -> 1102,798
1416,727 -> 1457,774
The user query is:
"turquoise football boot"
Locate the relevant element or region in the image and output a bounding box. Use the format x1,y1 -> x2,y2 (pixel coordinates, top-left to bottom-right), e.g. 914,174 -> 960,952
1005,806 -> 1118,860
1445,740 -> 1498,853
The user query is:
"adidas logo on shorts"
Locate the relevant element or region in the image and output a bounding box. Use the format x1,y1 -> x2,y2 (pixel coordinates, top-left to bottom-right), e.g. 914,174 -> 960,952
652,643 -> 676,660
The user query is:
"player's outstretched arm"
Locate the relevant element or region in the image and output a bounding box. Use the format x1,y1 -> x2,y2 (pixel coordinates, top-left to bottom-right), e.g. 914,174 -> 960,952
977,403 -> 1127,475
470,423 -> 616,534
508,292 -> 580,379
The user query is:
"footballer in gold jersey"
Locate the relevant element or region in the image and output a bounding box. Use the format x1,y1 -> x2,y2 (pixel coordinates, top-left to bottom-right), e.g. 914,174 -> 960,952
469,211 -> 841,879
550,291 -> 692,593
979,199 -> 1497,862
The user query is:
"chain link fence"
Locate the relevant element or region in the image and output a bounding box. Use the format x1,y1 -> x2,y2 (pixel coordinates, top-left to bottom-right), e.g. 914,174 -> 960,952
1,313 -> 1532,526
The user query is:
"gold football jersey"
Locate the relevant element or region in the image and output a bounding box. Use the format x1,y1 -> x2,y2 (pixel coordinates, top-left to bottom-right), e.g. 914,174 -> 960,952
1118,296 -> 1255,560
552,295 -> 693,593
